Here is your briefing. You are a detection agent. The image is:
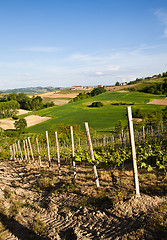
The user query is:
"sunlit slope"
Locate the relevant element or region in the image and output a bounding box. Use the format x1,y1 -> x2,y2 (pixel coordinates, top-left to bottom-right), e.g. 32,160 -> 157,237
27,91 -> 165,133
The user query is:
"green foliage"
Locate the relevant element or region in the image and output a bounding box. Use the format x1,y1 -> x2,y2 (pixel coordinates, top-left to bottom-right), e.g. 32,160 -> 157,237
89,101 -> 103,107
133,108 -> 145,118
115,81 -> 121,86
0,92 -> 55,112
14,118 -> 27,132
0,100 -> 20,118
71,87 -> 106,103
115,120 -> 123,133
141,79 -> 167,95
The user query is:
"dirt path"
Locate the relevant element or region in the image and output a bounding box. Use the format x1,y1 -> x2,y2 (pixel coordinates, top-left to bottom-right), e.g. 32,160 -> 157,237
0,160 -> 166,239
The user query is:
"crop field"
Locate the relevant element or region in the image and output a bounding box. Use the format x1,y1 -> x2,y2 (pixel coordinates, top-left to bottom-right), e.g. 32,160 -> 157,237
25,91 -> 165,133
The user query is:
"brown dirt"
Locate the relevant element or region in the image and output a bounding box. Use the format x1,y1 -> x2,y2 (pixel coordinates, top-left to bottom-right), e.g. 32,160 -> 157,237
0,159 -> 166,240
147,98 -> 167,105
0,115 -> 51,130
38,91 -> 79,99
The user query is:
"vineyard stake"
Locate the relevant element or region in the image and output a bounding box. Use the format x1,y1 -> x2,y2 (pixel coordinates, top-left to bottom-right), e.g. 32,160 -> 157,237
70,126 -> 76,179
15,143 -> 19,160
55,131 -> 61,174
10,145 -> 13,160
25,139 -> 31,163
46,131 -> 51,169
12,144 -> 16,160
28,137 -> 35,163
36,138 -> 41,166
23,140 -> 28,162
85,122 -> 100,188
18,140 -> 23,161
142,126 -> 145,143
127,107 -> 140,195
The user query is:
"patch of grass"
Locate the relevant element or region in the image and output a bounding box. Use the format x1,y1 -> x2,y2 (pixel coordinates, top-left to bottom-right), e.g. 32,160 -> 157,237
31,216 -> 47,235
25,91 -> 165,133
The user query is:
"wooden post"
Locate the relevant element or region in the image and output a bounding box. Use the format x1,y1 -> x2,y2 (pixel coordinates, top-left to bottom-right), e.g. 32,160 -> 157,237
127,107 -> 140,195
25,139 -> 31,163
13,144 -> 16,160
28,137 -> 34,163
46,131 -> 51,169
55,131 -> 61,174
23,140 -> 27,162
15,143 -> 18,160
70,126 -> 76,179
18,141 -> 23,161
142,126 -> 145,143
36,138 -> 41,166
85,122 -> 100,187
10,145 -> 13,160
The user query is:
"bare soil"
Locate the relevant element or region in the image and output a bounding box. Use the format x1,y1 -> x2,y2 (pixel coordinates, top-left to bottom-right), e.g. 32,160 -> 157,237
0,159 -> 166,240
0,115 -> 51,130
147,98 -> 167,105
38,91 -> 79,99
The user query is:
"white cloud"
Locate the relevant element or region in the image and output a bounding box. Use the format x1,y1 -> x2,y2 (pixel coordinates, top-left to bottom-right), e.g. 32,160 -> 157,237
107,65 -> 120,71
95,72 -> 103,75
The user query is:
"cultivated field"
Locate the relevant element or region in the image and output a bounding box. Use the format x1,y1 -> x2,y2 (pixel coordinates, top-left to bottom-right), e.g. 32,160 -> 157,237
26,91 -> 166,133
0,158 -> 166,240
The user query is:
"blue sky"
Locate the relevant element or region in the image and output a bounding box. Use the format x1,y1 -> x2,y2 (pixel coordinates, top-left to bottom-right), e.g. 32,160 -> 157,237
0,0 -> 167,90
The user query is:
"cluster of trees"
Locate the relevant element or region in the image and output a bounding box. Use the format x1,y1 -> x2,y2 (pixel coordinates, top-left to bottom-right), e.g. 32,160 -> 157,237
0,100 -> 20,118
127,72 -> 167,86
133,107 -> 167,125
71,87 -> 106,102
140,79 -> 167,95
0,93 -> 54,112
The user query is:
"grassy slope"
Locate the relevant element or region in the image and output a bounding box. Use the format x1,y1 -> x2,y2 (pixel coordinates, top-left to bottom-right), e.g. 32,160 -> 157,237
26,91 -> 165,133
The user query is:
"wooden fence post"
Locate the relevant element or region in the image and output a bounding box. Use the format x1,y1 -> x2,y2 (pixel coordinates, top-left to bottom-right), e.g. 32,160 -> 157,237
70,126 -> 76,179
127,106 -> 140,196
46,131 -> 51,169
55,131 -> 61,174
142,126 -> 145,143
18,140 -> 23,161
23,140 -> 28,162
25,139 -> 31,163
13,144 -> 16,160
10,145 -> 13,160
36,138 -> 41,166
28,137 -> 34,163
85,122 -> 100,188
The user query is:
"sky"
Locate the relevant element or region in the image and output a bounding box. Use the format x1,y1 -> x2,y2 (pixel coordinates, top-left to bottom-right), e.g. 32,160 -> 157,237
0,0 -> 167,90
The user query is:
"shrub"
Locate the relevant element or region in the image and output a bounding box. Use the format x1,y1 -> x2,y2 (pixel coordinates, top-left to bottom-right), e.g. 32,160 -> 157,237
89,102 -> 103,107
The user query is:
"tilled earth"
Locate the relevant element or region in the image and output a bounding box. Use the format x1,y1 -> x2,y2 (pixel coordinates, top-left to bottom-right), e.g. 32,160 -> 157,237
0,159 -> 166,240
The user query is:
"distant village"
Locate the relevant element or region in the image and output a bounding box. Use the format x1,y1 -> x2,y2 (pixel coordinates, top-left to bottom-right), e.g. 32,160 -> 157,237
70,83 -> 127,90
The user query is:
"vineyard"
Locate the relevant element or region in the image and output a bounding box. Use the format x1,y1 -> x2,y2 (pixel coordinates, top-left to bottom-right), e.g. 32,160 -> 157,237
0,107 -> 166,239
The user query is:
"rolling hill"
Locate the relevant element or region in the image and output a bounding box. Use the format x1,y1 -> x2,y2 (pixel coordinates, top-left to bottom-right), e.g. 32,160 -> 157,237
25,91 -> 166,133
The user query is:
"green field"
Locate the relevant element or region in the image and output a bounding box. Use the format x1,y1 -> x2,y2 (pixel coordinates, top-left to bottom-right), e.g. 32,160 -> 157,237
26,91 -> 165,133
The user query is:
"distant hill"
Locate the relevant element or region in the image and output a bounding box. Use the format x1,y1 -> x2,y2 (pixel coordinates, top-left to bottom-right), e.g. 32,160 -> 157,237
0,86 -> 61,94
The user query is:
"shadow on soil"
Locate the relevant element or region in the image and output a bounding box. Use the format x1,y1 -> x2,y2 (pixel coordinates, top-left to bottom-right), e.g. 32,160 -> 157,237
0,212 -> 51,240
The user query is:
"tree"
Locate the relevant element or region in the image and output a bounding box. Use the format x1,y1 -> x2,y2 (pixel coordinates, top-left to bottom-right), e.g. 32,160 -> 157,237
115,81 -> 120,86
14,118 -> 27,132
115,120 -> 123,133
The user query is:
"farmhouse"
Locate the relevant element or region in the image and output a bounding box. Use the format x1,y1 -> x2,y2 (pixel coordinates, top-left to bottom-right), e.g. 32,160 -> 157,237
70,85 -> 83,90
152,75 -> 158,79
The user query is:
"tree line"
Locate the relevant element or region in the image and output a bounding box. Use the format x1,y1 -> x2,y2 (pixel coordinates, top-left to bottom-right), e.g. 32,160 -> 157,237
0,93 -> 54,117
70,87 -> 106,102
0,100 -> 20,118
